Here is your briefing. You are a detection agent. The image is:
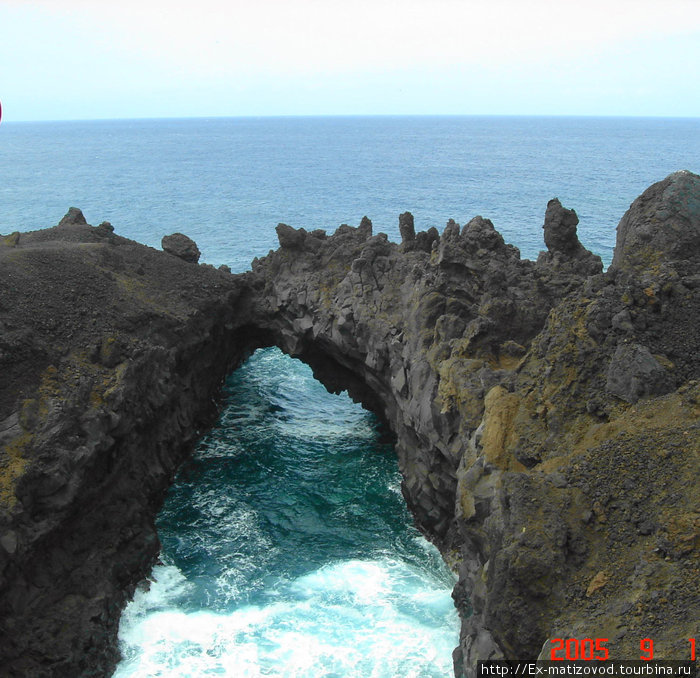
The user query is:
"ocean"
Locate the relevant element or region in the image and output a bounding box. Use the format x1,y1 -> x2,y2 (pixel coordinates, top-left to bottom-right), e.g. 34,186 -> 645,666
113,349 -> 458,677
1,115 -> 699,677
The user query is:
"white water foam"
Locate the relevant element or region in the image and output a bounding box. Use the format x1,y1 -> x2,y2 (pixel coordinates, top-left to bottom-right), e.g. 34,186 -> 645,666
115,347 -> 459,676
246,350 -> 380,444
115,557 -> 457,678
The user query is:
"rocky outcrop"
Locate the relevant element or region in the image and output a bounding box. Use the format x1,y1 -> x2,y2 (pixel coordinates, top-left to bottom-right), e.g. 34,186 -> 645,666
57,207 -> 88,228
0,220 -> 245,676
161,232 -> 201,263
537,198 -> 603,276
0,172 -> 698,677
611,169 -> 700,275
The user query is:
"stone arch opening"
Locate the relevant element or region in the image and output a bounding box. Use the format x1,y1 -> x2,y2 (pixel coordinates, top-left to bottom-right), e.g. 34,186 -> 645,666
114,346 -> 459,677
224,307 -> 462,553
229,323 -> 396,432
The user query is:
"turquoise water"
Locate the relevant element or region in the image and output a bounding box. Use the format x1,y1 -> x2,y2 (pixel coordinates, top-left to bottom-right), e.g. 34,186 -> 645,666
113,348 -> 458,677
2,115 -> 699,676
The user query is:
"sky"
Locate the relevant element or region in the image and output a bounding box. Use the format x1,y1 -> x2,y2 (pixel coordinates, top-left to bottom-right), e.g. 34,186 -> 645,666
0,0 -> 699,121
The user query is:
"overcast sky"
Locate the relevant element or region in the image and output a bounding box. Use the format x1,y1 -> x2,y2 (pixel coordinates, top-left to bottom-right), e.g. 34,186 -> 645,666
1,0 -> 699,121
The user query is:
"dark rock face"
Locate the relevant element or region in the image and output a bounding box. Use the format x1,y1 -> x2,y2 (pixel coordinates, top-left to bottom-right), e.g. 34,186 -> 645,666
543,198 -> 581,254
161,232 -> 201,263
1,172 -> 699,677
606,342 -> 674,403
0,217 -> 243,677
611,169 -> 700,274
57,207 -> 88,227
537,198 -> 603,276
276,222 -> 307,249
399,211 -> 416,245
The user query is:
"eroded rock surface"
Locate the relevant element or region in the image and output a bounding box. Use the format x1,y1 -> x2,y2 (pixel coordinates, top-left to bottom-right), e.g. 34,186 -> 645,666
0,172 -> 698,677
161,232 -> 201,263
0,219 -> 243,676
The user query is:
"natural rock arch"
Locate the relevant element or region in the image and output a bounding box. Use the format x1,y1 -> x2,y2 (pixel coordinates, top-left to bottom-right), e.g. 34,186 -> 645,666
0,171 -> 699,677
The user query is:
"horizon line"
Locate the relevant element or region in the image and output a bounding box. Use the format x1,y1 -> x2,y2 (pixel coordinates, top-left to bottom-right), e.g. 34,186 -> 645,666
3,112 -> 700,125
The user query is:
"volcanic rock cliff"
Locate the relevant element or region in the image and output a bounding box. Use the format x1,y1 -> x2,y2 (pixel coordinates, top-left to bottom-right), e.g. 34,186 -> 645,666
0,171 -> 698,677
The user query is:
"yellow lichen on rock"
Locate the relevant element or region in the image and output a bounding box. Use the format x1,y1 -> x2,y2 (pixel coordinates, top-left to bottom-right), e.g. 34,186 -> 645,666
1,232 -> 20,247
481,386 -> 527,471
573,384 -> 700,459
0,431 -> 31,508
586,570 -> 610,597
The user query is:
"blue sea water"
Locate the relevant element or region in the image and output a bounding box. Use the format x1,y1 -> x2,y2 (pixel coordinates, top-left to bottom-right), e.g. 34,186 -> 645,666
1,116 -> 699,677
2,116 -> 699,270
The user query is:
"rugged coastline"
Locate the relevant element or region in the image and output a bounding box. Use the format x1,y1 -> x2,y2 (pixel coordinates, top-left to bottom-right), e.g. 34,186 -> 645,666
1,172 -> 698,676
